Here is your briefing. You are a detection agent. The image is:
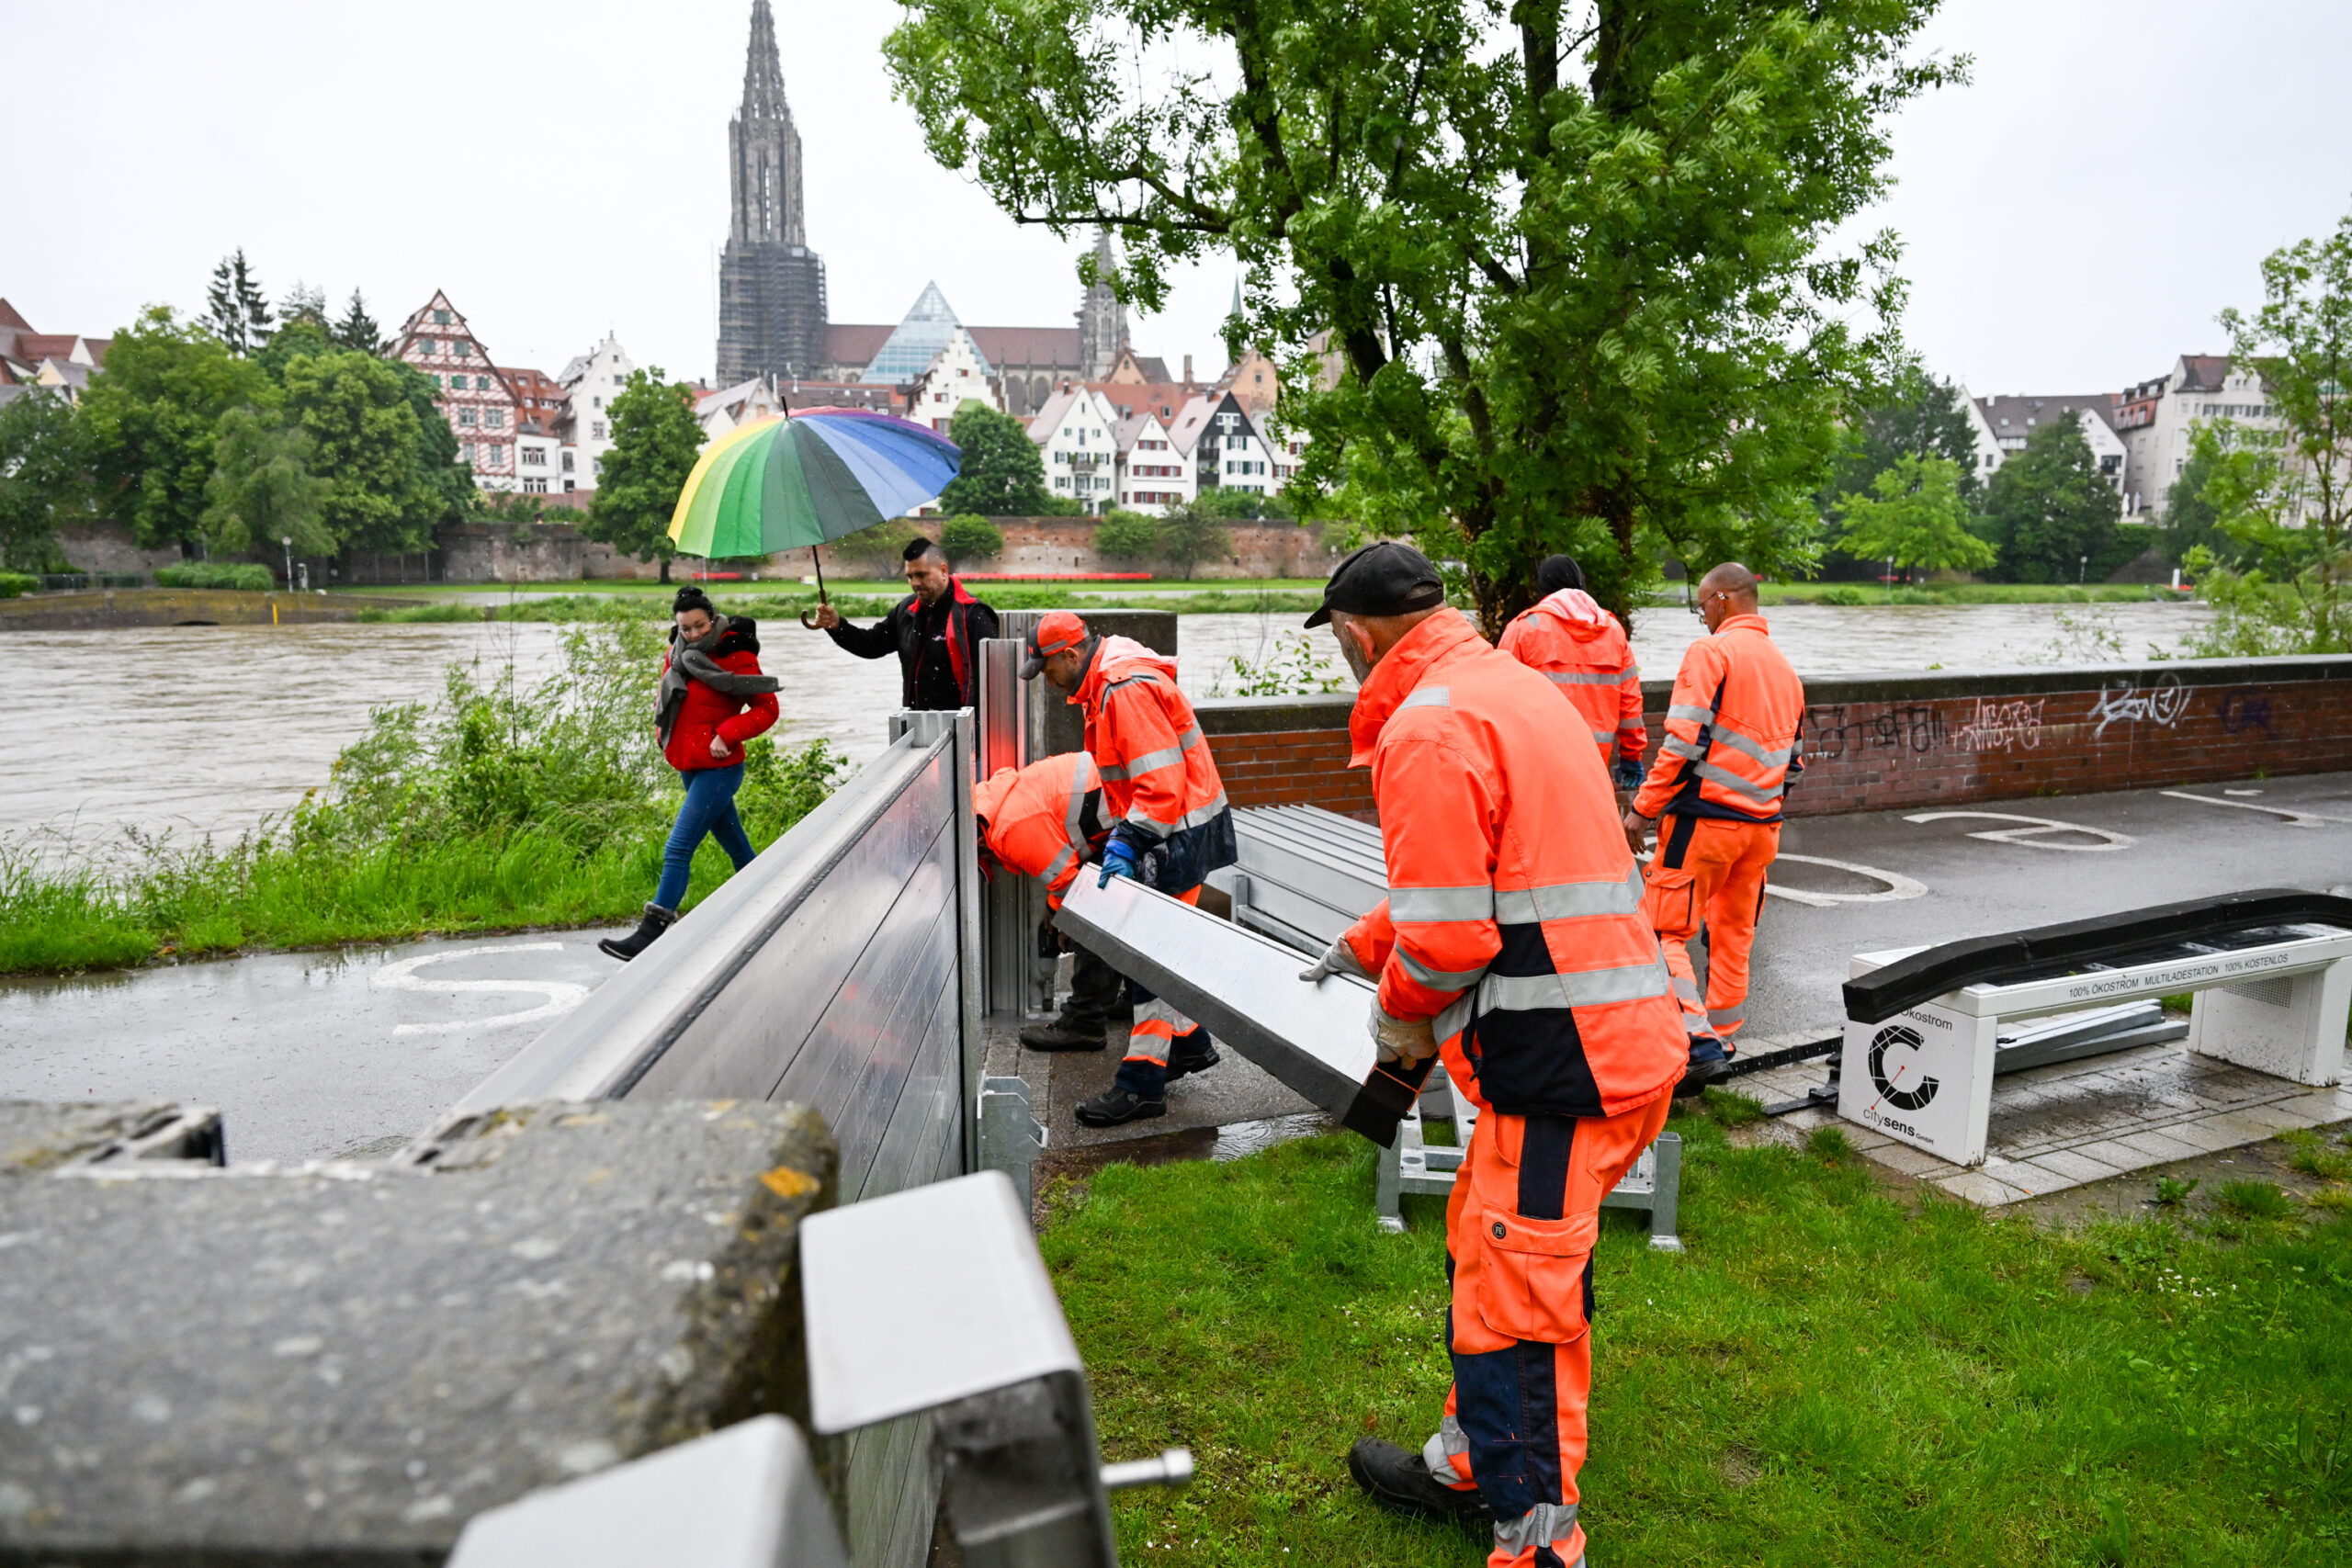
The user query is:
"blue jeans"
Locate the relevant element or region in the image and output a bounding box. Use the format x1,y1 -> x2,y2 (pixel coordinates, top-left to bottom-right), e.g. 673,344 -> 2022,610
653,764 -> 756,910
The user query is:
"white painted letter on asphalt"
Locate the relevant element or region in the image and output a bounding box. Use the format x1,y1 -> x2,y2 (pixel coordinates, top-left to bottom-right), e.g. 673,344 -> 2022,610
1763,853 -> 1928,908
373,942 -> 591,1037
2160,790 -> 2352,829
1901,811 -> 2135,852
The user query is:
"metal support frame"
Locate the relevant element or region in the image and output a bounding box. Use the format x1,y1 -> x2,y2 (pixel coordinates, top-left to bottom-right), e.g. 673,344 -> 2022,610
1374,1066 -> 1684,1251
978,640 -> 1052,1019
899,709 -> 987,1175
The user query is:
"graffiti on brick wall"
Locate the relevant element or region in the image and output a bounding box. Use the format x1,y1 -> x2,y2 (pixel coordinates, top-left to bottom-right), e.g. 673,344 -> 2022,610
1803,704 -> 1948,760
1954,697 -> 2045,753
2217,688 -> 2274,739
2088,674 -> 2189,739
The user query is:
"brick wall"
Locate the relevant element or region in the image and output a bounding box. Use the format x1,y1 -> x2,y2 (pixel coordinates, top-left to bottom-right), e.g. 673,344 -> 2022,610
1194,655 -> 2352,818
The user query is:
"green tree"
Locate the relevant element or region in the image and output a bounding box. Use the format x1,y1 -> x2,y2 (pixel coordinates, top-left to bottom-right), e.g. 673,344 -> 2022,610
886,0 -> 1959,629
1824,360 -> 1984,504
0,389 -> 91,570
78,307 -> 271,549
279,349 -> 450,553
1834,455 -> 1993,581
1196,486 -> 1295,522
586,369 -> 704,583
203,249 -> 273,356
2180,209 -> 2352,656
201,407 -> 329,559
2160,442 -> 2234,568
1158,500 -> 1230,580
940,513 -> 1005,563
333,290 -> 389,355
936,400 -> 1053,514
1980,417 -> 2123,584
255,314 -> 337,383
1091,509 -> 1161,564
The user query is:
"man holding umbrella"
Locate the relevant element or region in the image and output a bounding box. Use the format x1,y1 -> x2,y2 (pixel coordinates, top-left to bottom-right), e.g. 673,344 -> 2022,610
808,536 -> 999,711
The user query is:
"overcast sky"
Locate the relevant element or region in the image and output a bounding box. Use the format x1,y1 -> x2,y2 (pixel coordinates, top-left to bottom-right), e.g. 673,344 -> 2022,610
6,0 -> 2347,398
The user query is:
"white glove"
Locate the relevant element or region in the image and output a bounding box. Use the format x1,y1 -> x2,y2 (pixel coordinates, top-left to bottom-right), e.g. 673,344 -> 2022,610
1367,1006 -> 1439,1066
1298,936 -> 1370,985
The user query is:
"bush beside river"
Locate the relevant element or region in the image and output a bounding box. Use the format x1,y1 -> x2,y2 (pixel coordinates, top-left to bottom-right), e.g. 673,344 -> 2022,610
0,623 -> 842,976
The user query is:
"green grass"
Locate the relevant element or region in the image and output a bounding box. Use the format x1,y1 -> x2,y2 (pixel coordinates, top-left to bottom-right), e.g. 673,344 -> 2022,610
1755,581 -> 2189,607
1045,1112 -> 2352,1566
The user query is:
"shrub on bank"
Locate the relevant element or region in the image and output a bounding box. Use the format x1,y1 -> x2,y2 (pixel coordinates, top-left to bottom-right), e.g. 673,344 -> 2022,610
0,572 -> 35,599
0,622 -> 844,974
939,514 -> 1004,564
155,561 -> 277,591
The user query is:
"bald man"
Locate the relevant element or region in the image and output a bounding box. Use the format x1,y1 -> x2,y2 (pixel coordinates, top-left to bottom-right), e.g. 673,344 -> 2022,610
1623,563 -> 1805,1088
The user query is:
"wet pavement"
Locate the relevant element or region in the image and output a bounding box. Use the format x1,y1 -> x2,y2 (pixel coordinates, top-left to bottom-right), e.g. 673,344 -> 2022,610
0,927 -> 628,1163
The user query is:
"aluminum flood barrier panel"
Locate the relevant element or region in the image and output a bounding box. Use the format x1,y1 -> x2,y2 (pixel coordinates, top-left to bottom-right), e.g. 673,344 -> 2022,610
445,710 -> 983,1568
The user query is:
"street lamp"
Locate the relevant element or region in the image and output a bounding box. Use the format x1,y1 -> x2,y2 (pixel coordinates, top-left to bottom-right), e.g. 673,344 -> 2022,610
2078,554 -> 2087,588
281,536 -> 293,589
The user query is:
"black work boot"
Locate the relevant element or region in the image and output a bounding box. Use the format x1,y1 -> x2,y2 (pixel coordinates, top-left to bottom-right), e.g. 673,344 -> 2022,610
1347,1438 -> 1491,1526
1073,1086 -> 1166,1128
1165,1032 -> 1220,1083
597,903 -> 677,962
1673,1032 -> 1731,1098
1019,1016 -> 1109,1053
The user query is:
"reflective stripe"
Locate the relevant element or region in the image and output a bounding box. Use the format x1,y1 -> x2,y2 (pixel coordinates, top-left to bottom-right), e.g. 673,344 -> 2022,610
1479,960 -> 1671,1011
1062,766 -> 1091,848
1177,723 -> 1204,750
1491,865 -> 1645,924
1662,735 -> 1704,761
1399,686 -> 1451,710
1708,728 -> 1793,768
1101,672 -> 1161,696
1389,885 -> 1496,922
1102,741 -> 1187,782
1696,761 -> 1784,803
1615,717 -> 1644,733
1589,728 -> 1616,746
1671,975 -> 1702,1003
1043,845 -> 1076,882
1544,670 -> 1629,686
1422,1414 -> 1474,1485
1434,991 -> 1475,1044
1125,792 -> 1230,838
1708,1005 -> 1745,1028
1397,946 -> 1487,992
1667,703 -> 1716,725
1494,1502 -> 1580,1553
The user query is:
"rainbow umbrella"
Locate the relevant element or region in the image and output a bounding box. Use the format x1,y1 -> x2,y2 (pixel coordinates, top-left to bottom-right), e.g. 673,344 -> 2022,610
664,409 -> 961,620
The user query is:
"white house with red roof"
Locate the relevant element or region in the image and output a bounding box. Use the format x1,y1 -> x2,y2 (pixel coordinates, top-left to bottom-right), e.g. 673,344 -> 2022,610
392,291 -> 526,490
1027,384 -> 1125,513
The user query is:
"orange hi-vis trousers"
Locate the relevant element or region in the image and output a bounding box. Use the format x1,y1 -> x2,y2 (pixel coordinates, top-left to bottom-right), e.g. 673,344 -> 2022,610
1639,813 -> 1780,1044
1112,884 -> 1205,1096
1424,1091 -> 1674,1568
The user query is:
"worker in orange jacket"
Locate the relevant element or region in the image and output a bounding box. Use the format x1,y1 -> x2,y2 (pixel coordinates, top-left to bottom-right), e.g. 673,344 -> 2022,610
1497,554 -> 1646,793
1623,561 -> 1805,1089
1023,611 -> 1237,1126
1297,544 -> 1687,1568
974,752 -> 1130,1051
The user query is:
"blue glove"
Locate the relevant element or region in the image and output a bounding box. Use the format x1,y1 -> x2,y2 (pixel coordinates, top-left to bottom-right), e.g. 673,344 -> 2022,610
1613,756 -> 1645,793
1097,838 -> 1143,887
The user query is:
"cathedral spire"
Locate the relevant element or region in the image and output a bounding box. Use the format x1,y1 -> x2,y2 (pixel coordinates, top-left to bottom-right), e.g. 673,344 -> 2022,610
729,0 -> 804,248
1077,227 -> 1128,381
717,0 -> 826,383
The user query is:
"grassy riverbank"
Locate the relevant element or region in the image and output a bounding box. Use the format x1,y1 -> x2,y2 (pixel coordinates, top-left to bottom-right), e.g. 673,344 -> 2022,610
1052,1108 -> 2352,1566
1753,582 -> 2190,606
349,585 -> 1329,623
0,623 -> 842,976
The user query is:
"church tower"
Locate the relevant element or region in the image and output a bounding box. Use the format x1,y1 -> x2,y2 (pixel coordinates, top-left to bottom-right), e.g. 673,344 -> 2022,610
716,0 -> 827,383
1076,228 -> 1128,382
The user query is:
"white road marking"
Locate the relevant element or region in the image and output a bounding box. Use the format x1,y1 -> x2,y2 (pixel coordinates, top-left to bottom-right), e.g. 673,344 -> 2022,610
2160,789 -> 2352,828
372,942 -> 590,1038
1901,810 -> 2135,852
1764,853 -> 1928,908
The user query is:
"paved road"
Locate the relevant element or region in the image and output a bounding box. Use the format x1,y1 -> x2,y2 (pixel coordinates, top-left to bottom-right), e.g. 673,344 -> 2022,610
0,928 -> 627,1162
1748,772 -> 2352,1039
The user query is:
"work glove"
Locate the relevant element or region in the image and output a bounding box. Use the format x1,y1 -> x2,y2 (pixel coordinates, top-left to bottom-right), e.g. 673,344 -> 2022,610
1297,936 -> 1370,985
1613,755 -> 1645,793
1367,1005 -> 1440,1067
1096,837 -> 1144,887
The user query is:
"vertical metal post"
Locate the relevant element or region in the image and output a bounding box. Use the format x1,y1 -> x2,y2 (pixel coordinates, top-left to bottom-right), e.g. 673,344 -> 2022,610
978,640 -> 1045,1020
951,711 -> 984,1175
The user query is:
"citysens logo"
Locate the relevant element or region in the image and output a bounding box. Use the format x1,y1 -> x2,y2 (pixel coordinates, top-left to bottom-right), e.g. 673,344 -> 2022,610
1867,1023 -> 1939,1112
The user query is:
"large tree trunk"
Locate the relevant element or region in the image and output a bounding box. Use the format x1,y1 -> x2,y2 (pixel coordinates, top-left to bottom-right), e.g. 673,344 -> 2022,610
658,555 -> 672,585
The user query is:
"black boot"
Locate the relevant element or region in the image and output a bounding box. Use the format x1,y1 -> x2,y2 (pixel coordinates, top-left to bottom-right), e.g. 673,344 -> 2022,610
1019,1017 -> 1109,1052
1073,1086 -> 1166,1127
1347,1438 -> 1492,1526
597,903 -> 677,962
1673,1032 -> 1731,1097
1165,1032 -> 1220,1083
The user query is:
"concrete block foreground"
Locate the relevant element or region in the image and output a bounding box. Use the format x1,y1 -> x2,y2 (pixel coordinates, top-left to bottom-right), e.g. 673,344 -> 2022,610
0,1098 -> 836,1565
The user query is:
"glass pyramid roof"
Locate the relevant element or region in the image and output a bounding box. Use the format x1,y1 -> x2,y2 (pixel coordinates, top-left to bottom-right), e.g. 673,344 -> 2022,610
863,281 -> 990,384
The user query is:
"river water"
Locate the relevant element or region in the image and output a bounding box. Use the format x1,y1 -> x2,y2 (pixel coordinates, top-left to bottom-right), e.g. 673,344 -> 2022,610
0,600 -> 2208,851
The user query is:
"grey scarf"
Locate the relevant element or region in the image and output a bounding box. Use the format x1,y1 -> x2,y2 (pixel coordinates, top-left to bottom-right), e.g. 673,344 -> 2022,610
657,615 -> 781,748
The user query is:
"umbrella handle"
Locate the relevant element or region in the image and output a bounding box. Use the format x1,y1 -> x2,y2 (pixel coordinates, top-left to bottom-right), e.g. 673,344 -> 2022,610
799,546 -> 830,629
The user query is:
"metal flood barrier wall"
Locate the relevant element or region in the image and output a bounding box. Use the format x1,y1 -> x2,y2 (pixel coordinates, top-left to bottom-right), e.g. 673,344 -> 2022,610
446,709 -> 983,1568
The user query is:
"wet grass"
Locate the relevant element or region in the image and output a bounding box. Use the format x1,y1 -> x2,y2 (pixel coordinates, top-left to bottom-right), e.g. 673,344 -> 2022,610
1044,1108 -> 2352,1566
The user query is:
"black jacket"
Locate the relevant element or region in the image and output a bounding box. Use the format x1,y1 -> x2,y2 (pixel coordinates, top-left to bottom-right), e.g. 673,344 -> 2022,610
824,579 -> 1000,710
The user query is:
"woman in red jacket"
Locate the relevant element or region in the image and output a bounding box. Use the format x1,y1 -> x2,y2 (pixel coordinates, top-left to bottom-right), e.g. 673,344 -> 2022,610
599,586 -> 781,961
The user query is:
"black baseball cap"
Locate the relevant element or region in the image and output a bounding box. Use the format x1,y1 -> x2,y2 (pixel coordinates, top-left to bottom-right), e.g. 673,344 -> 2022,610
1305,541 -> 1447,627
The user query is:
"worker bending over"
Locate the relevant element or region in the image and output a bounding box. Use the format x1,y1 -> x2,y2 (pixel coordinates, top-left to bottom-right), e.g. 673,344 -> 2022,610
1624,561 -> 1805,1089
1497,553 -> 1647,794
1022,611 -> 1236,1127
973,752 -> 1129,1050
1298,544 -> 1686,1568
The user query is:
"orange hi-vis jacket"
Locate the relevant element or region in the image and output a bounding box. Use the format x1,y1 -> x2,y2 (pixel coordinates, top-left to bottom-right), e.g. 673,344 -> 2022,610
1496,587 -> 1647,768
1633,613 -> 1806,825
1072,637 -> 1231,846
1334,611 -> 1687,1120
973,752 -> 1105,912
